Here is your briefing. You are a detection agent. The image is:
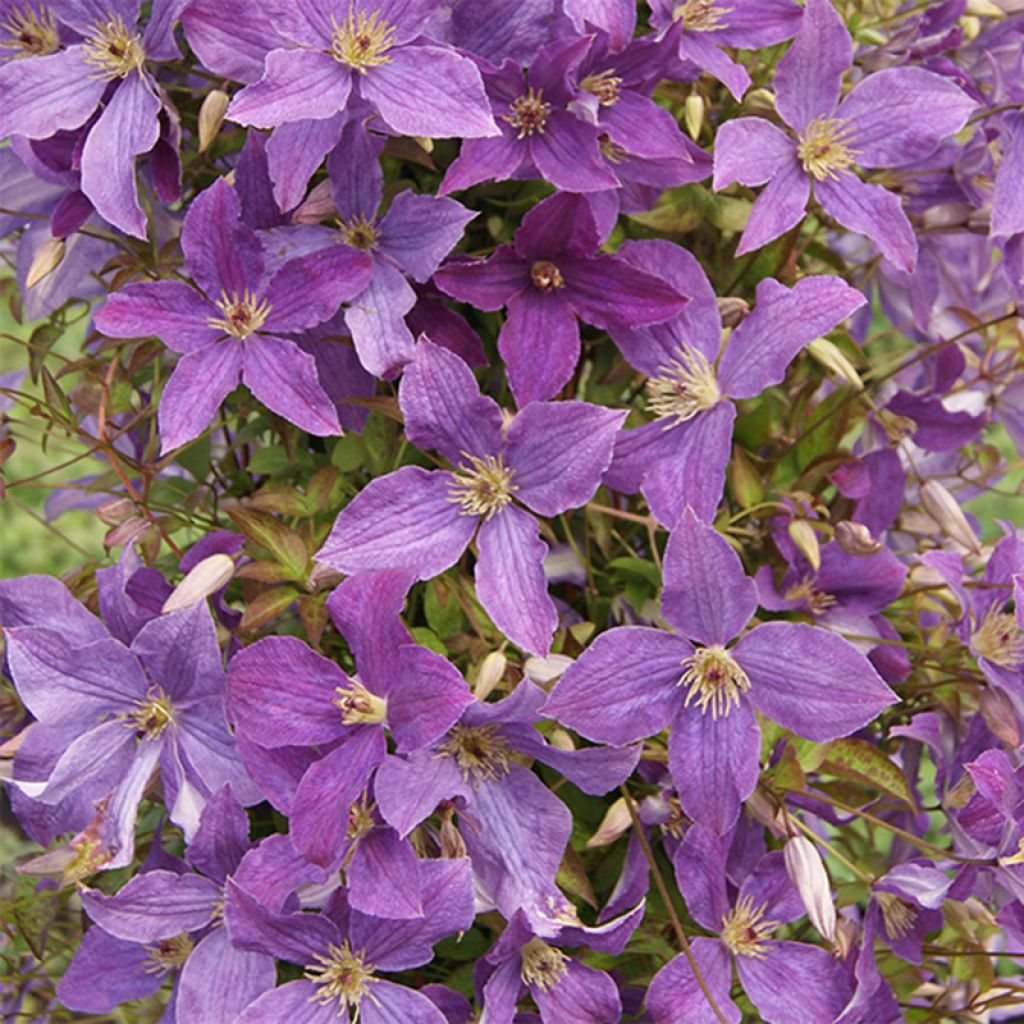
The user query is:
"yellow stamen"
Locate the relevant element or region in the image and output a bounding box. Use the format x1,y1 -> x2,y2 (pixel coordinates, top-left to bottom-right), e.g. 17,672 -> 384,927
332,681 -> 388,726
971,606 -> 1024,668
436,723 -> 514,784
0,4 -> 59,57
504,87 -> 552,138
520,938 -> 570,992
329,8 -> 396,73
305,940 -> 380,1019
143,934 -> 193,974
339,214 -> 379,251
673,0 -> 731,31
783,577 -> 837,614
678,645 -> 750,720
580,70 -> 622,106
83,16 -> 145,80
876,891 -> 918,939
448,453 -> 517,520
721,894 -> 777,958
646,343 -> 722,426
797,116 -> 859,182
120,688 -> 175,739
206,289 -> 272,339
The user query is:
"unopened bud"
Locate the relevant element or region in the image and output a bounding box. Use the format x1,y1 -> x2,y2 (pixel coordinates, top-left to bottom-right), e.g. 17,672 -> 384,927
586,797 -> 632,848
306,561 -> 344,592
808,337 -> 863,390
473,651 -> 507,701
198,89 -> 230,152
788,518 -> 821,572
979,687 -> 1020,747
548,727 -> 575,752
920,480 -> 981,555
965,0 -> 1005,16
96,496 -> 136,526
717,296 -> 750,329
684,94 -> 704,140
523,654 -> 573,686
835,520 -> 883,556
293,180 -> 336,224
745,787 -> 790,835
784,835 -> 837,941
412,135 -> 434,153
744,88 -> 775,114
26,237 -> 65,288
162,554 -> 235,613
439,804 -> 467,859
833,916 -> 859,959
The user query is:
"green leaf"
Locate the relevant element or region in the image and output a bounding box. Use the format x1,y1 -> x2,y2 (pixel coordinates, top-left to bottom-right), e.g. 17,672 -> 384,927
424,579 -> 465,640
819,738 -> 917,810
227,507 -> 309,580
606,556 -> 661,588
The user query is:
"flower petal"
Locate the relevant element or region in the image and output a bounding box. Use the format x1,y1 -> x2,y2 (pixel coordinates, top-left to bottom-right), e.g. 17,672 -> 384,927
264,245 -> 373,333
737,941 -> 851,1024
735,157 -> 809,255
531,110 -> 619,192
646,939 -> 741,1024
499,289 -> 580,406
177,928 -> 277,1024
713,117 -> 796,190
95,281 -> 218,353
378,191 -> 477,283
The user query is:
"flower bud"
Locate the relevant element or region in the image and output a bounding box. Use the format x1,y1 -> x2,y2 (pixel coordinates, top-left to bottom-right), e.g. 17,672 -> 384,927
784,835 -> 836,941
684,93 -> 704,139
807,337 -> 863,390
717,296 -> 750,328
788,518 -> 821,572
162,554 -> 235,614
548,727 -> 575,752
965,0 -> 1005,16
306,561 -> 345,592
979,687 -> 1020,747
95,496 -> 137,526
198,88 -> 230,152
523,653 -> 573,686
835,520 -> 883,556
920,480 -> 981,555
586,797 -> 633,848
26,237 -> 65,288
473,650 -> 507,700
293,180 -> 336,224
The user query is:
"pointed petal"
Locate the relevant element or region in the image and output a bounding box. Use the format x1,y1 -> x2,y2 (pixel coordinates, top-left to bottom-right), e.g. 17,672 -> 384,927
0,575 -> 105,642
543,627 -> 689,744
95,281 -> 218,353
476,506 -> 556,656
717,275 -> 866,399
565,253 -> 688,330
363,980 -> 449,1024
378,191 -> 477,283
159,343 -> 243,453
506,401 -> 626,517
130,601 -> 223,703
187,783 -> 251,882
433,247 -> 527,311
993,113 -> 1024,237
345,260 -> 417,378
531,110 -> 619,192
327,117 -> 385,221
438,130 -> 525,194
713,117 -> 796,189
735,158 -> 809,255
316,466 -> 475,577
735,621 -> 898,741
398,338 -> 503,464
234,981 -> 334,1024
499,290 -> 580,406
673,824 -> 731,931
513,729 -> 641,795
533,959 -> 622,1024
662,507 -> 757,646
387,645 -> 474,753
177,928 -> 277,1024
737,941 -> 851,1024
348,827 -> 424,919
374,750 -> 468,837
264,245 -> 373,332
669,700 -> 761,835
56,927 -> 163,1014
270,114 -> 347,212
646,939 -> 741,1024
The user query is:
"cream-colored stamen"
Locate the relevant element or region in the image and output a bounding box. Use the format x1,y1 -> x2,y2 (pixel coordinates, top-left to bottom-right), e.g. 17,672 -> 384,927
520,938 -> 570,992
329,8 -> 396,72
1,5 -> 59,57
678,645 -> 750,720
448,453 -> 517,520
332,681 -> 388,726
83,16 -> 145,80
797,116 -> 859,181
721,894 -> 777,958
206,290 -> 272,339
504,87 -> 552,138
305,940 -> 379,1018
646,343 -> 721,426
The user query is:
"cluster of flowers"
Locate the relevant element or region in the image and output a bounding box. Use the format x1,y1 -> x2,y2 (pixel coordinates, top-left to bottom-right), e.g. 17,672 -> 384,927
1,0 -> 1023,1021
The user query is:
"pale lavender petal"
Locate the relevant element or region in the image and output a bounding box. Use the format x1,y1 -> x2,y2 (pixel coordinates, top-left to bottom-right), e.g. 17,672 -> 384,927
512,728 -> 641,795
158,342 -> 243,453
398,338 -> 503,463
542,627 -> 689,744
717,275 -> 866,399
678,31 -> 750,101
646,939 -> 741,1024
713,117 -> 799,189
662,507 -> 757,646
774,0 -> 851,132
499,290 -> 580,407
234,981 -> 334,1024
269,114 -> 346,212
838,68 -> 974,169
316,466 -> 475,577
182,0 -> 285,83
669,700 -> 761,835
815,173 -> 917,273
993,114 -> 1024,237
476,505 -> 556,657
735,157 -> 809,255
347,826 -> 424,919
81,870 -> 219,941
735,621 -> 898,741
130,601 -> 223,703
345,260 -> 417,378
363,981 -> 449,1024
94,281 -> 219,353
177,928 -> 277,1024
506,401 -> 626,516
374,750 -> 468,837
563,0 -> 635,48
0,576 -> 105,642
360,46 -> 498,139
737,941 -> 851,1024
31,720 -> 136,805
533,959 -> 621,1023
56,927 -> 163,1013
243,334 -> 341,436
386,645 -> 474,753
80,73 -> 160,239
228,48 -> 352,128
378,191 -> 477,283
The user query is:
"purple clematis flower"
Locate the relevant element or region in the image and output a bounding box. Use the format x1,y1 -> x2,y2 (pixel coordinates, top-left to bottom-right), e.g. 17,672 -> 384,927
316,339 -> 626,655
647,830 -> 851,1024
648,0 -> 802,100
713,0 -> 975,271
434,192 -> 688,406
374,679 -> 640,935
544,507 -> 898,834
606,240 -> 865,525
227,569 -> 473,870
3,595 -> 258,869
93,178 -> 372,452
60,787 -> 276,1022
225,0 -> 498,140
225,860 -> 474,1024
0,0 -> 184,237
440,35 -> 618,195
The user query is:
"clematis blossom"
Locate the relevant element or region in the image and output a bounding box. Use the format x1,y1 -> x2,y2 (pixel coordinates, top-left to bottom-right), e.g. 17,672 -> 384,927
713,0 -> 975,271
316,339 -> 626,655
544,507 -> 898,834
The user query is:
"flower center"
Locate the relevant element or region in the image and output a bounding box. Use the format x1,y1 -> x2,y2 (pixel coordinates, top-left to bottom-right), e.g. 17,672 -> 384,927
797,116 -> 859,182
83,16 -> 145,80
678,645 -> 750,720
504,87 -> 552,138
783,577 -> 837,614
530,260 -> 565,293
673,0 -> 730,31
121,688 -> 175,740
347,798 -> 374,841
1,4 -> 59,56
206,290 -> 272,339
436,723 -> 514,784
599,134 -> 627,164
971,607 -> 1024,668
876,891 -> 917,939
721,895 -> 776,958
448,453 -> 517,520
305,941 -> 379,1015
580,70 -> 621,106
332,680 -> 388,726
329,8 -> 396,72
143,934 -> 193,974
520,938 -> 570,992
646,344 -> 721,427
339,214 -> 379,251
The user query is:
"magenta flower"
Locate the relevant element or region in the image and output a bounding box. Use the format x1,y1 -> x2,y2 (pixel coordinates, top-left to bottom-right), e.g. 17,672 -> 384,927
434,192 -> 688,406
544,507 -> 897,834
94,178 -> 372,451
316,340 -> 626,655
713,0 -> 975,271
226,0 -> 498,140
